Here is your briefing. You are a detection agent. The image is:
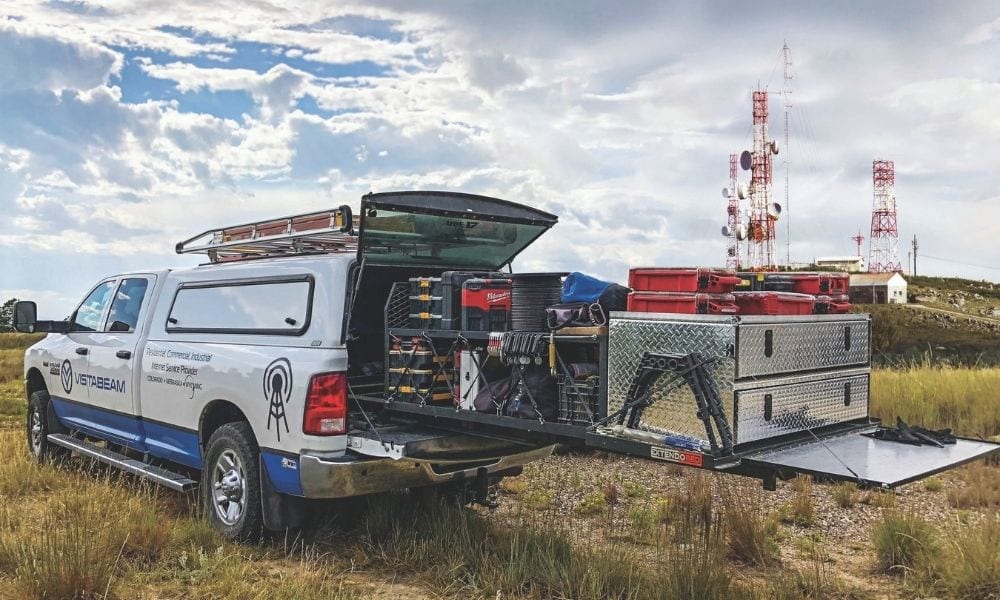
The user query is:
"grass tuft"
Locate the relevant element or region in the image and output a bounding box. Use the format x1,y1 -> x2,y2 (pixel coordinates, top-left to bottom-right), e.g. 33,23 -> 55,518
720,480 -> 780,565
871,511 -> 937,575
831,482 -> 857,508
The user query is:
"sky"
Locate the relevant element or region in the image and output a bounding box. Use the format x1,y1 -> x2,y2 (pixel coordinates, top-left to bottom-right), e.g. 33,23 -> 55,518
1,1 -> 999,316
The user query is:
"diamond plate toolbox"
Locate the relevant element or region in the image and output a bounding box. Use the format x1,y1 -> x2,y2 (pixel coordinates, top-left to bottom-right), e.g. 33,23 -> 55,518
735,315 -> 870,378
607,313 -> 871,447
733,369 -> 870,444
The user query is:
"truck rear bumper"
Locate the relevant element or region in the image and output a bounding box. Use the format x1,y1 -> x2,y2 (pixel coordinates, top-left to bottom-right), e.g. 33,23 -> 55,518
298,444 -> 554,499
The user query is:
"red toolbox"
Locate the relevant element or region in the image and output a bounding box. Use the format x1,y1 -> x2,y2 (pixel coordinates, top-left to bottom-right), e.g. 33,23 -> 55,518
627,292 -> 739,315
814,294 -> 852,315
765,272 -> 849,295
733,291 -> 816,316
629,267 -> 743,294
461,278 -> 512,331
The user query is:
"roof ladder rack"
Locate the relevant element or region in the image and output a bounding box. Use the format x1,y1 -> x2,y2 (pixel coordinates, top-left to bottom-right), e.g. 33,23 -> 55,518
176,205 -> 357,263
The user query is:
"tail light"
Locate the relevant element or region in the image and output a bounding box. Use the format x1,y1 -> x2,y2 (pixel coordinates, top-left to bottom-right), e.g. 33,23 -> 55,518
302,372 -> 347,436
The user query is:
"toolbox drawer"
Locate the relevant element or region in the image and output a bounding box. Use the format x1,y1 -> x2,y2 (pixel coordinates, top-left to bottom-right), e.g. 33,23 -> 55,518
735,318 -> 869,378
734,369 -> 870,445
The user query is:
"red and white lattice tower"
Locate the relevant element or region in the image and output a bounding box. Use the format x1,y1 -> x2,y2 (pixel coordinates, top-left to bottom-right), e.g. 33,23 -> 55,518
867,159 -> 901,273
746,89 -> 777,270
725,153 -> 741,269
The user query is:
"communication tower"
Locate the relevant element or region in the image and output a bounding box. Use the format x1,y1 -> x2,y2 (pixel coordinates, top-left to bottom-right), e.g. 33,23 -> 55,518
741,89 -> 781,270
867,159 -> 901,272
851,231 -> 865,257
722,154 -> 742,269
782,42 -> 793,265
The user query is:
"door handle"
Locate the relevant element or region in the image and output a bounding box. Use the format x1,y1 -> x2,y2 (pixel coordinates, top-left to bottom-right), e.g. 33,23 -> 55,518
75,347 -> 89,356
116,350 -> 132,360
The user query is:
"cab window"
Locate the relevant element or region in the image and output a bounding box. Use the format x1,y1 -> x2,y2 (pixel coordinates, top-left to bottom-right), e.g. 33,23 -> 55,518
72,281 -> 117,332
106,278 -> 150,333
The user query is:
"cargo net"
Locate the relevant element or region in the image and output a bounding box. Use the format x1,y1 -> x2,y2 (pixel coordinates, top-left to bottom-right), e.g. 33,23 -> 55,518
386,333 -> 456,406
385,282 -> 410,329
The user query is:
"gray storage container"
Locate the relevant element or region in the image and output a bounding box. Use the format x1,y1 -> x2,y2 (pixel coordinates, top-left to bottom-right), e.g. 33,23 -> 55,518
607,313 -> 871,447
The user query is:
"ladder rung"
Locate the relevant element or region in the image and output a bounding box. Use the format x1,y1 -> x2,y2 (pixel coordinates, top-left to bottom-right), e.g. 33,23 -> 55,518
176,205 -> 357,263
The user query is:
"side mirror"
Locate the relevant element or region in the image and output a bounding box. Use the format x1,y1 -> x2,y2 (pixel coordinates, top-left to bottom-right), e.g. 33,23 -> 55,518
13,301 -> 37,333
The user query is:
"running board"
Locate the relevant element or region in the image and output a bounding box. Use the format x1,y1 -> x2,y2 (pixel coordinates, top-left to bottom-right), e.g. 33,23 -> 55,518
47,434 -> 197,492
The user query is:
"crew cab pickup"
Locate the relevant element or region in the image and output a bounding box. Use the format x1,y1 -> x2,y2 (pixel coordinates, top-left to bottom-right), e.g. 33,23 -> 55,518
14,192 -> 555,540
15,191 -> 999,540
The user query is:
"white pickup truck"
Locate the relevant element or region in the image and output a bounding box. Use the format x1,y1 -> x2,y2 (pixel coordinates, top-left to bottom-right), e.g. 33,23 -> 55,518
15,191 -> 998,541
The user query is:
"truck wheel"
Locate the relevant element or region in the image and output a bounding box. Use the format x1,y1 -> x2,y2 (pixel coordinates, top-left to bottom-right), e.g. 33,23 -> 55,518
201,422 -> 263,541
27,390 -> 69,463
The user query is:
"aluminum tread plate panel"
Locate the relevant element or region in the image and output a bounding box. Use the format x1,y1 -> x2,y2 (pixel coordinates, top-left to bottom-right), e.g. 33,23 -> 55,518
608,316 -> 736,444
736,320 -> 870,378
743,433 -> 1000,487
735,373 -> 869,444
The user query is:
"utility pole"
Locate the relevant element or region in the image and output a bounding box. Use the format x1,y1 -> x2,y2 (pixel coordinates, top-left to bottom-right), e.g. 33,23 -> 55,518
911,234 -> 918,277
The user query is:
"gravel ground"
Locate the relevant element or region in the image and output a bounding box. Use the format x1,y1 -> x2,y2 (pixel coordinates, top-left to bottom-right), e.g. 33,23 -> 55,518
483,450 -> 997,598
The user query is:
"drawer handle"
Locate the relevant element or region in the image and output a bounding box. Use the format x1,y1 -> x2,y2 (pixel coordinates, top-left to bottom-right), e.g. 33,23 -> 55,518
764,393 -> 773,421
844,326 -> 852,351
844,382 -> 852,406
764,329 -> 773,358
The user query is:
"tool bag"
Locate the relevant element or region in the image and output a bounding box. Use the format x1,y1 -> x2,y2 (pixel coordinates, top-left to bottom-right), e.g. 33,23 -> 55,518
472,365 -> 558,420
546,302 -> 606,330
561,272 -> 631,313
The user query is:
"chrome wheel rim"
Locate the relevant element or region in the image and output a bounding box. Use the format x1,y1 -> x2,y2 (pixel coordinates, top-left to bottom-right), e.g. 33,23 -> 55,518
213,450 -> 245,526
29,407 -> 43,455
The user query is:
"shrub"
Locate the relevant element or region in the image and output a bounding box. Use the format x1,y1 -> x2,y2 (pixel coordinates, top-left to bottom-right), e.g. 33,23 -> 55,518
719,480 -> 780,565
831,482 -> 857,508
947,463 -> 1000,509
575,490 -> 607,516
872,512 -> 937,574
787,477 -> 814,527
922,476 -> 943,492
924,516 -> 1000,599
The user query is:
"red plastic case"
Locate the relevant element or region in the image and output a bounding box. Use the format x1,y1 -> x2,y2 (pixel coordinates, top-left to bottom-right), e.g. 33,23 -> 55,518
461,278 -> 512,331
627,292 -> 739,315
628,267 -> 743,294
733,291 -> 816,316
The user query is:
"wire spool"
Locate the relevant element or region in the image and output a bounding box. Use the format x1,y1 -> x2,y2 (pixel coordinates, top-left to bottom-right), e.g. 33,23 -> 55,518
511,273 -> 564,331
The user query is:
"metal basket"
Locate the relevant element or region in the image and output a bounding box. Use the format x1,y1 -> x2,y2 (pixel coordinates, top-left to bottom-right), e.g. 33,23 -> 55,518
557,375 -> 600,425
385,282 -> 410,329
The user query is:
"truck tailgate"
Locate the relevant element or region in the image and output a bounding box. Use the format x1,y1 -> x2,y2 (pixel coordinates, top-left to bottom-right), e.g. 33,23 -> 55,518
739,428 -> 999,488
347,423 -> 544,463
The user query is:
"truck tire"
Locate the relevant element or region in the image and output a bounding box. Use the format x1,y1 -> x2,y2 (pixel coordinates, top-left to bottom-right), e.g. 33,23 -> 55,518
201,422 -> 264,541
27,390 -> 69,463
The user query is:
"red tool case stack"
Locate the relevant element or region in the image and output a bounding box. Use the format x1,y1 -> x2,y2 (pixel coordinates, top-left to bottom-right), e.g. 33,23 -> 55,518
627,268 -> 741,314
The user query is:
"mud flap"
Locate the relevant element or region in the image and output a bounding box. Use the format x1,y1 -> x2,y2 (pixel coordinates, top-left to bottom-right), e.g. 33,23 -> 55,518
739,429 -> 1000,488
260,458 -> 305,531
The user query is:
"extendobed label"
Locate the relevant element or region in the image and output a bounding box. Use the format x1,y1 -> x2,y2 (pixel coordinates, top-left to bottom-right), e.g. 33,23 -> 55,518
650,445 -> 704,467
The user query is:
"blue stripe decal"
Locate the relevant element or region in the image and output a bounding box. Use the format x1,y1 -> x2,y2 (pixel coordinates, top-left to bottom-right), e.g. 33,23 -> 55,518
261,452 -> 303,496
49,397 -> 202,469
143,421 -> 202,469
50,397 -> 142,448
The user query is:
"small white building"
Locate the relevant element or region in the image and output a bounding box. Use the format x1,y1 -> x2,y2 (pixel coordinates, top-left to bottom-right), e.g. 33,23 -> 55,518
815,256 -> 865,273
849,272 -> 908,304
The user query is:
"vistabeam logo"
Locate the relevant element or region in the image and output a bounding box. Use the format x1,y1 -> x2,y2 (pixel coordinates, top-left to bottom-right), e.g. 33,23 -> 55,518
60,360 -> 73,394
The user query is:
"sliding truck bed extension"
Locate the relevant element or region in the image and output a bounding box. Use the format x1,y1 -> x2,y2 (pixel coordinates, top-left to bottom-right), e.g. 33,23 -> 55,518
14,191 -> 999,541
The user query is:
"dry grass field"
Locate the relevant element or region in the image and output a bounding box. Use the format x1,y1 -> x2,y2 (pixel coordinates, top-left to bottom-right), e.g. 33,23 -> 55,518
0,332 -> 997,599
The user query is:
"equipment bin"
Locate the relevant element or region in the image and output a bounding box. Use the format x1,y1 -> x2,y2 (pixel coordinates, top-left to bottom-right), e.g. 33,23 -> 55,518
814,294 -> 852,315
734,291 -> 815,316
629,267 -> 743,294
627,292 -> 739,315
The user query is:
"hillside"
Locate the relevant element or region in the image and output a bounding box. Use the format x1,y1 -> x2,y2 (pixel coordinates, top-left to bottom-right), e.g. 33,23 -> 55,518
865,274 -> 1000,367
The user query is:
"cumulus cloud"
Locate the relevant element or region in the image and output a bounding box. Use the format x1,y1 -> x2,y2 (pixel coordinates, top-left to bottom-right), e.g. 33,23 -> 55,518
1,1 -> 999,316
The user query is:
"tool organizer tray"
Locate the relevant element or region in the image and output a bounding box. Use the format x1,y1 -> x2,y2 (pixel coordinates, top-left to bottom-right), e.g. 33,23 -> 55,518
607,312 -> 871,447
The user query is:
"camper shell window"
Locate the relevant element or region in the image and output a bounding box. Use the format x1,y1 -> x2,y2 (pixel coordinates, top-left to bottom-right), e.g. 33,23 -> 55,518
166,275 -> 313,335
